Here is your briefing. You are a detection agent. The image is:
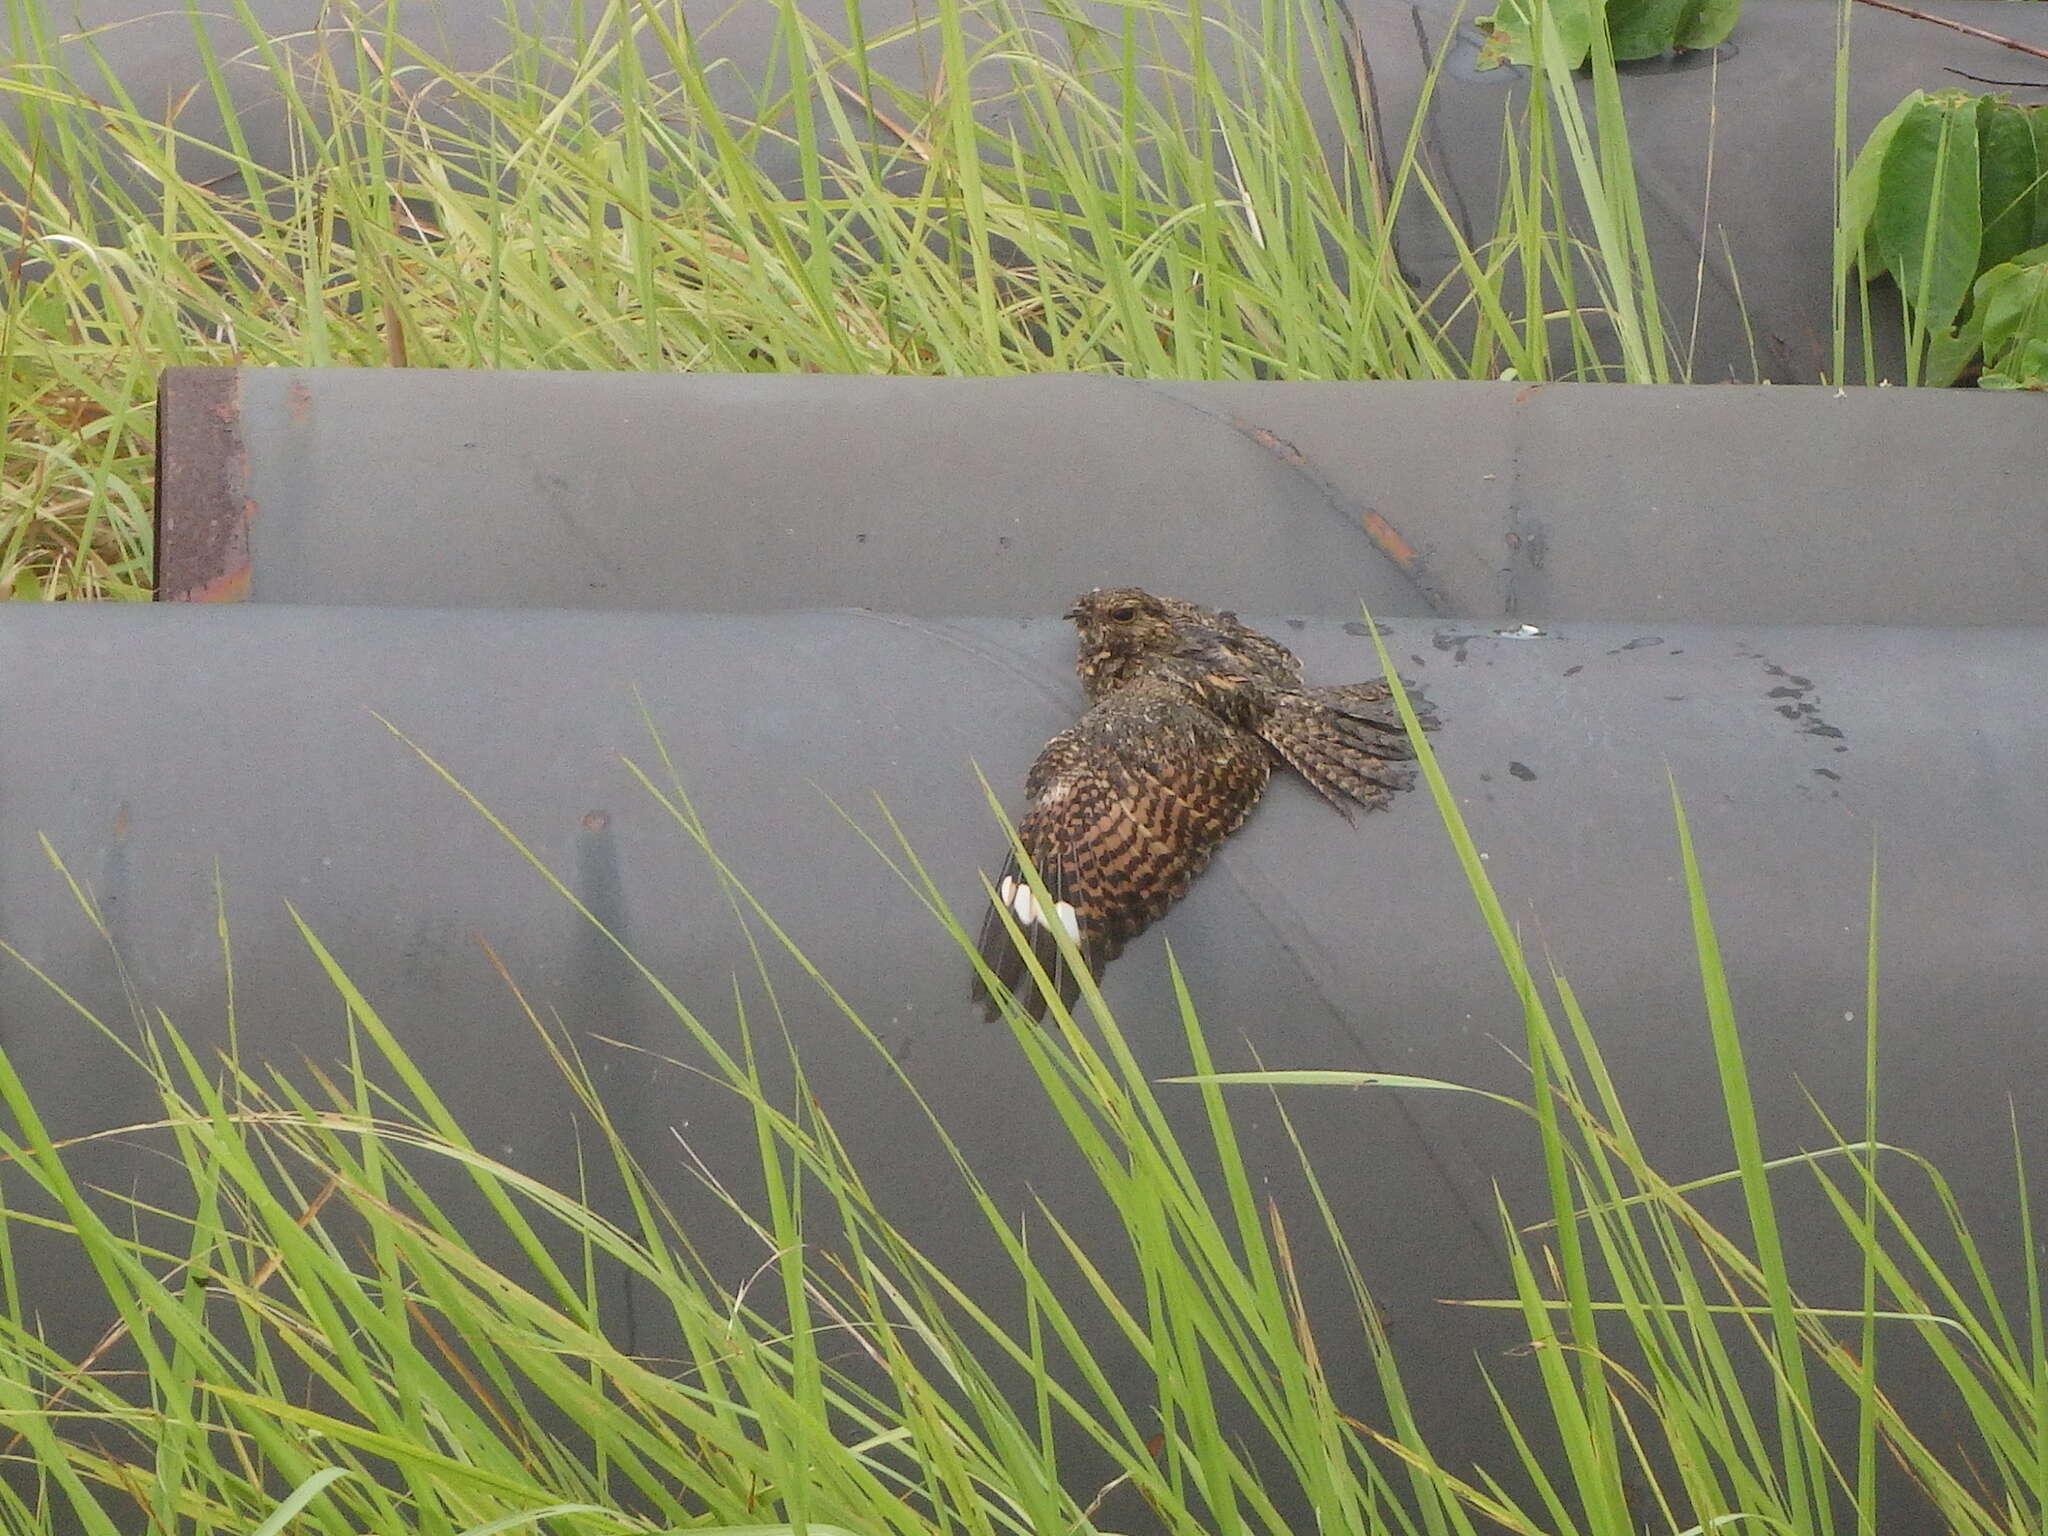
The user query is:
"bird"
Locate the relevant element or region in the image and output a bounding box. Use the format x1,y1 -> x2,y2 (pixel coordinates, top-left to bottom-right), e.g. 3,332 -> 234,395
971,587 -> 1436,1022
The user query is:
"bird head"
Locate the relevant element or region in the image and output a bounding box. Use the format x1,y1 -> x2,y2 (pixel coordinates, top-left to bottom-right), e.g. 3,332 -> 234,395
1066,587 -> 1182,695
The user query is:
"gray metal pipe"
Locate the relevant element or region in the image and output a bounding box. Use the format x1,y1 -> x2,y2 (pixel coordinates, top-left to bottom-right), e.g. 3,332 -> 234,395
0,602 -> 2036,1518
157,368 -> 2048,626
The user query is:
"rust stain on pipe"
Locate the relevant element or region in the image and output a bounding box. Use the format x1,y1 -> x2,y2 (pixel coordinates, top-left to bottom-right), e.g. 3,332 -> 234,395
1232,417 -> 1453,616
1359,509 -> 1422,570
154,367 -> 252,602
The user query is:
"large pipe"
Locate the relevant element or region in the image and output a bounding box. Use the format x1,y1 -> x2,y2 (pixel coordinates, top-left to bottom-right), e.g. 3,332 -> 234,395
156,368 -> 2048,625
0,602 -> 2036,1516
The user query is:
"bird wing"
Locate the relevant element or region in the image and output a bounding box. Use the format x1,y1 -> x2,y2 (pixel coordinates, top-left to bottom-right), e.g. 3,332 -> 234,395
1161,599 -> 1305,687
1259,682 -> 1438,817
1209,609 -> 1306,686
973,689 -> 1272,1022
1309,680 -> 1438,747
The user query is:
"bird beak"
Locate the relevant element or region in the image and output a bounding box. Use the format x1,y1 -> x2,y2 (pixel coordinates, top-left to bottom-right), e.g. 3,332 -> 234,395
1062,606 -> 1084,621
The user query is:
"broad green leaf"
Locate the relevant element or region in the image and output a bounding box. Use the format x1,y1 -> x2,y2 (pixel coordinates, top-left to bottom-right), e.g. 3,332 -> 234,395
1922,323 -> 1980,388
1975,247 -> 2048,381
1979,335 -> 2048,388
1876,93 -> 1983,335
1841,92 -> 1923,284
1473,0 -> 1534,67
1607,0 -> 1689,61
1476,0 -> 1595,71
1673,0 -> 1740,52
2031,106 -> 2048,247
1976,97 -> 2039,275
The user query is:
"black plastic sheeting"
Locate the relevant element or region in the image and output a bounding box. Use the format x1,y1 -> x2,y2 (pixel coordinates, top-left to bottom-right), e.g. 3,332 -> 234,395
158,369 -> 2048,623
1,602 -> 2039,1518
19,0 -> 2048,382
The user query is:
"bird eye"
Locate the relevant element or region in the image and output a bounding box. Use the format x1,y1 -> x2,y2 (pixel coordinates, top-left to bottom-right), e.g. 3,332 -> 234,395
1109,605 -> 1137,623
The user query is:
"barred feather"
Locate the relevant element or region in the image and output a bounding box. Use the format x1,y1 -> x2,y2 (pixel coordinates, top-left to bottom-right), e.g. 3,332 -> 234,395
974,589 -> 1435,1020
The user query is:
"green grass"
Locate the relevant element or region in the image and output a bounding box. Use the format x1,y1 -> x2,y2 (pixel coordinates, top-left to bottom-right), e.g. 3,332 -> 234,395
0,671 -> 2039,1534
1,0 -> 1701,596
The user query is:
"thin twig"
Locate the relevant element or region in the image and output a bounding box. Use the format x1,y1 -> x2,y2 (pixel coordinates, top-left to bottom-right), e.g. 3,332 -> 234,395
1850,0 -> 2048,65
1942,66 -> 2048,88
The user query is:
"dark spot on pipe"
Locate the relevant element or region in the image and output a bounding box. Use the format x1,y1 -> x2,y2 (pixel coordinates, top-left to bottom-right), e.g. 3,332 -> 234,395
1508,761 -> 1536,781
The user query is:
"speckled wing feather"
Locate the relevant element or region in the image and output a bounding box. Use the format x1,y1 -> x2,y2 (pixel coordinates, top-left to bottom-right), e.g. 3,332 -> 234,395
973,678 -> 1273,1022
1167,605 -> 1305,687
1309,680 -> 1437,745
1260,682 -> 1439,817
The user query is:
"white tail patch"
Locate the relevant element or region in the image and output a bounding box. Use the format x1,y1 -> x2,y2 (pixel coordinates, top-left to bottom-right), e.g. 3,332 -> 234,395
995,876 -> 1081,942
997,875 -> 1033,926
1012,883 -> 1038,925
1053,900 -> 1081,942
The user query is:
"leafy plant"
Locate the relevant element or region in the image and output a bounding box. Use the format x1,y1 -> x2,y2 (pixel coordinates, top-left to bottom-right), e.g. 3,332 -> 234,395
1841,88 -> 2048,384
1475,0 -> 1739,73
1973,241 -> 2048,389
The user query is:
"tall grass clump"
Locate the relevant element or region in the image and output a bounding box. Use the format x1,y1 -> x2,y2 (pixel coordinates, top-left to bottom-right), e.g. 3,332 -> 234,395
0,684 -> 2039,1533
1,0 -> 1686,595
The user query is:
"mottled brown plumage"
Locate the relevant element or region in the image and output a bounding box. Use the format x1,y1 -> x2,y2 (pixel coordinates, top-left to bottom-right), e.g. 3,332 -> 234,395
973,587 -> 1436,1021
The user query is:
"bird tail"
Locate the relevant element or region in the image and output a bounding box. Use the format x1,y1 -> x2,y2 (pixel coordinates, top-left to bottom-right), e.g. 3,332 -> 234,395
970,856 -> 1093,1023
1264,681 -> 1438,816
